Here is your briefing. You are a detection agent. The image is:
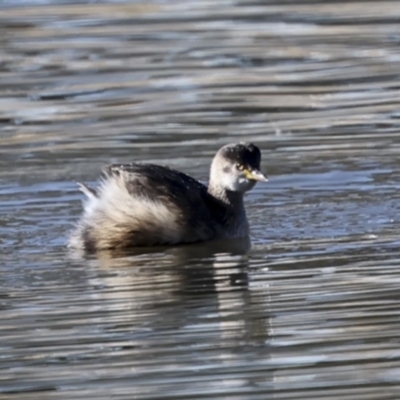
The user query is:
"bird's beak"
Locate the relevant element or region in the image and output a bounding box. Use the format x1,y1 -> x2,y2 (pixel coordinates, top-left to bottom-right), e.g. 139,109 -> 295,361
246,169 -> 268,182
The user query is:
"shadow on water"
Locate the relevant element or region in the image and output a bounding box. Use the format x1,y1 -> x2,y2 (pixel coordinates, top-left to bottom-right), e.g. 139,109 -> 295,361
91,236 -> 250,279
90,237 -> 252,297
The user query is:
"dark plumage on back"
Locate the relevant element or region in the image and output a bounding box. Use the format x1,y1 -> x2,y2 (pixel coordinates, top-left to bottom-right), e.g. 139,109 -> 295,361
68,143 -> 267,252
105,163 -> 206,201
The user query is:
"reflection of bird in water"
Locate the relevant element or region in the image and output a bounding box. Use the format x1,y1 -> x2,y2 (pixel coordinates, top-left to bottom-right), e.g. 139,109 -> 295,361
68,143 -> 267,252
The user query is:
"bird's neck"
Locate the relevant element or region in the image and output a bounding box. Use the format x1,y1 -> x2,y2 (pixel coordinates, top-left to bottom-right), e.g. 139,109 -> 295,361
208,184 -> 244,208
207,184 -> 249,237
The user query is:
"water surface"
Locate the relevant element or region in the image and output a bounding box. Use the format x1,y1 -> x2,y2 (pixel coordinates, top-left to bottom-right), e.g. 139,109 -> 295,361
2,0 -> 400,399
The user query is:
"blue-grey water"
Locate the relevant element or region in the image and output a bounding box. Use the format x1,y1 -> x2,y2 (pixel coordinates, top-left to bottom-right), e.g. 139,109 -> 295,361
2,0 -> 400,399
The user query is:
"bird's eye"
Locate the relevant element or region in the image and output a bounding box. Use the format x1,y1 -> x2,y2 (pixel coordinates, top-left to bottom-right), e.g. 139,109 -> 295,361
236,164 -> 244,171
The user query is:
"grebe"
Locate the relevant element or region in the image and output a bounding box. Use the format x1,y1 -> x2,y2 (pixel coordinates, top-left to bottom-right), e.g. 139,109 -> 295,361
68,142 -> 267,252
